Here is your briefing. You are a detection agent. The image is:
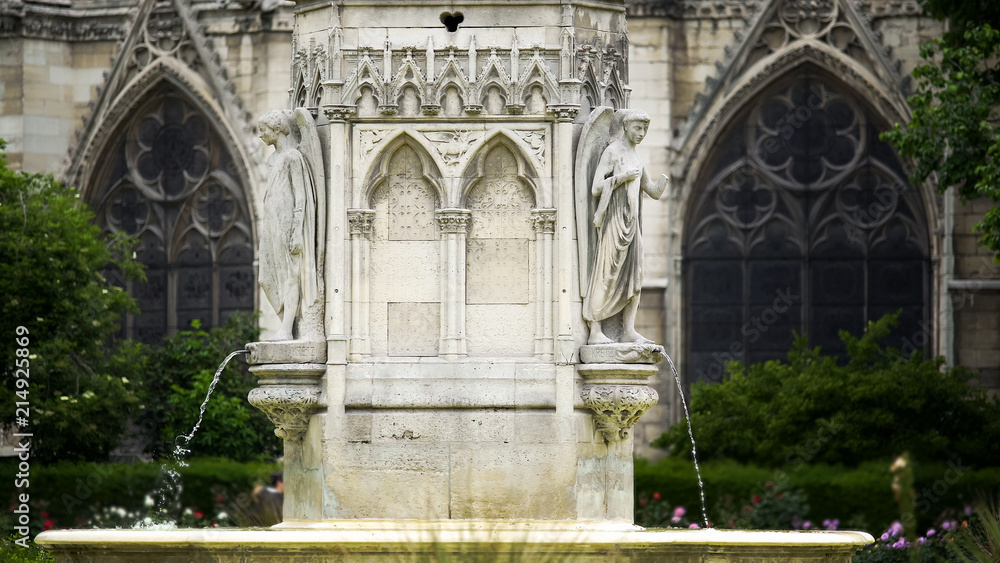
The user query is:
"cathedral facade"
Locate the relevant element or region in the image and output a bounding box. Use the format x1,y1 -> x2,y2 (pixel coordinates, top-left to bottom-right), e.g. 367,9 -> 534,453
2,0 -> 997,456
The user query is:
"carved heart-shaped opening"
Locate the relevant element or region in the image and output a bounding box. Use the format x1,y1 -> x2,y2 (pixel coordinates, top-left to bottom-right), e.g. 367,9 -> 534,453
440,11 -> 464,32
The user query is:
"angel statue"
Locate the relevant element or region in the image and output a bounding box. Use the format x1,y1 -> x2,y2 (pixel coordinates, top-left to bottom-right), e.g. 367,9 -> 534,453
575,108 -> 668,345
257,108 -> 326,341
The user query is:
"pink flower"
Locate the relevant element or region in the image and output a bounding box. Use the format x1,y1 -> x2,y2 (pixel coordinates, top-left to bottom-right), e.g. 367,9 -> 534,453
926,528 -> 936,537
673,507 -> 686,518
891,537 -> 909,550
653,492 -> 661,501
688,523 -> 699,529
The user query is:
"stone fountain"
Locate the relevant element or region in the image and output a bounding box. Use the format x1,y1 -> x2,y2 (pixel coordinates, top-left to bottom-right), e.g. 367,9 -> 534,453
37,0 -> 872,560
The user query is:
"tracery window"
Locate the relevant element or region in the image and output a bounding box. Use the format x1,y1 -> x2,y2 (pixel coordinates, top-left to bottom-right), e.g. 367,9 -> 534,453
685,72 -> 930,383
91,88 -> 255,344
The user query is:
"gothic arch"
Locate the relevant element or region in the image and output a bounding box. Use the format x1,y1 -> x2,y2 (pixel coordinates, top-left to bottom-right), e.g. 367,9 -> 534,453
459,135 -> 540,207
363,134 -> 445,207
86,79 -> 257,343
681,68 -> 933,383
79,59 -> 258,213
678,56 -> 935,251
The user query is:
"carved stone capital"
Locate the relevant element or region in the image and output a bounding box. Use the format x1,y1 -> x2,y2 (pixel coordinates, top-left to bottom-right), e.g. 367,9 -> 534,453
547,104 -> 580,122
435,208 -> 471,234
347,209 -> 376,235
530,208 -> 557,234
421,104 -> 442,116
323,104 -> 356,121
248,386 -> 322,441
378,104 -> 398,116
581,384 -> 658,443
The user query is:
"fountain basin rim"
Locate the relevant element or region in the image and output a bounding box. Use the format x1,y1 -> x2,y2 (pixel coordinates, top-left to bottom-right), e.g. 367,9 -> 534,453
37,524 -> 874,548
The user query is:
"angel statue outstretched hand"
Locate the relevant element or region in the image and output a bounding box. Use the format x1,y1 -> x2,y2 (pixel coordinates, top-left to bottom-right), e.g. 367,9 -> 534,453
576,108 -> 668,345
257,109 -> 326,341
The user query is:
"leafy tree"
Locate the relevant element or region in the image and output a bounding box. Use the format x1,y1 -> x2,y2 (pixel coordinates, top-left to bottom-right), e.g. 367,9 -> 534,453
0,141 -> 146,463
654,313 -> 1000,467
140,314 -> 281,461
882,2 -> 1000,257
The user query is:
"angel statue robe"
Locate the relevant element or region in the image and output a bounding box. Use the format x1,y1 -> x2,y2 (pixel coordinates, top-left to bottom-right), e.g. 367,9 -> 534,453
582,143 -> 644,322
259,146 -> 320,319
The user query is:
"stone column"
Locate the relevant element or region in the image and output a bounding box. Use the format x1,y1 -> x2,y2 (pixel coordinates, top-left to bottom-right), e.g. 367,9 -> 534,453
532,208 -> 557,359
324,105 -> 353,364
347,209 -> 374,359
550,105 -> 579,364
436,208 -> 471,357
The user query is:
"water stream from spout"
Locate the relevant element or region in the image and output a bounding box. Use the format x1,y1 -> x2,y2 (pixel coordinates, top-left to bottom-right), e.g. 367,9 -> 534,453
664,351 -> 710,529
173,349 -> 250,457
144,349 -> 249,528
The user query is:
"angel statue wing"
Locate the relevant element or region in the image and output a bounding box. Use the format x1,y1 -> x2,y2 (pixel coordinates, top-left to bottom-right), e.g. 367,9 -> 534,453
292,107 -> 326,307
574,106 -> 623,297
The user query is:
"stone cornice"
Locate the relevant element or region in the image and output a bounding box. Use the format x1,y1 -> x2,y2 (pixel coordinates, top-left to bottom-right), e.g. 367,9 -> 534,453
0,1 -> 292,40
625,0 -> 755,20
625,0 -> 923,20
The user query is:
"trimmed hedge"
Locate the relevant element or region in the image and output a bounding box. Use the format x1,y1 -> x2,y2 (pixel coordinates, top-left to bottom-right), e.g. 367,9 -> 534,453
635,456 -> 1000,534
0,457 -> 280,532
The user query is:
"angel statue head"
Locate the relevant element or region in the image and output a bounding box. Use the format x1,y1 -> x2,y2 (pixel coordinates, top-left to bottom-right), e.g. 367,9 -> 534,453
258,110 -> 293,146
257,108 -> 326,342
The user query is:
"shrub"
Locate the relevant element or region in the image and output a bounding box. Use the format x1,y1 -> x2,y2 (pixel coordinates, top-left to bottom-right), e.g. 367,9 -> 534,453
0,457 -> 279,534
0,140 -> 145,463
654,313 -> 1000,467
635,457 -> 1000,534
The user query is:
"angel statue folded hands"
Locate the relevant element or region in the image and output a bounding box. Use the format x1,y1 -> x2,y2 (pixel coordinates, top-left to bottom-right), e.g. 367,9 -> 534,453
257,108 -> 326,341
576,108 -> 668,345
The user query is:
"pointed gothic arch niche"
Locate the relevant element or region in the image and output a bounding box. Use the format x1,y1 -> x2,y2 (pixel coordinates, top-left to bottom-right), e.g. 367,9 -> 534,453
461,139 -> 538,356
88,84 -> 255,344
366,140 -> 442,356
683,67 -> 930,384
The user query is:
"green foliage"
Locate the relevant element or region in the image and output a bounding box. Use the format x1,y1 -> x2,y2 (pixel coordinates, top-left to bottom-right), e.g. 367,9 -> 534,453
0,457 -> 280,533
0,140 -> 145,463
0,538 -> 53,562
139,313 -> 279,461
947,497 -> 1000,563
881,4 -> 1000,257
635,456 -> 1000,535
654,313 -> 1000,467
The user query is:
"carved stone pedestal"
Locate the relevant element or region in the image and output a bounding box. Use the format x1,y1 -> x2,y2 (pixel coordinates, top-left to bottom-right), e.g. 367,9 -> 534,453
578,343 -> 663,443
246,341 -> 327,441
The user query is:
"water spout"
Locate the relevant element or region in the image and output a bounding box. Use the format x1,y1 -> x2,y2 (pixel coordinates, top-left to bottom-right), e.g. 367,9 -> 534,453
664,352 -> 710,529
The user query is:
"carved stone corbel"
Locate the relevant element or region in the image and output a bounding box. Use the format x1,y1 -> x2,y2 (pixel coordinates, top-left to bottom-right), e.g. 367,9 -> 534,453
580,382 -> 658,443
246,342 -> 326,441
578,343 -> 663,443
